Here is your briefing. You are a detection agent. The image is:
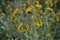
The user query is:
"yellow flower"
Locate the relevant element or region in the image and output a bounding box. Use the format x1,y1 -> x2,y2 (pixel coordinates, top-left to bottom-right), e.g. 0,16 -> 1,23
39,10 -> 43,13
13,8 -> 19,16
50,0 -> 53,7
36,21 -> 43,28
1,13 -> 5,17
51,11 -> 55,15
26,7 -> 32,13
6,4 -> 12,11
26,0 -> 30,4
45,1 -> 48,4
36,4 -> 42,8
10,17 -> 18,24
46,24 -> 50,28
56,16 -> 59,22
18,23 -> 24,32
46,33 -> 51,38
46,7 -> 53,11
35,0 -> 39,4
25,24 -> 30,30
18,11 -> 23,15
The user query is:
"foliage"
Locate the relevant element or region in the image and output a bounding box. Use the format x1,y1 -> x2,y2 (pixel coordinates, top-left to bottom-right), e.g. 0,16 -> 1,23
0,0 -> 60,40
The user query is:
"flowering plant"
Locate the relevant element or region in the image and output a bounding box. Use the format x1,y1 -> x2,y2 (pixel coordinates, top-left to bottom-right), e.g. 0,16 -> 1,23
0,0 -> 60,40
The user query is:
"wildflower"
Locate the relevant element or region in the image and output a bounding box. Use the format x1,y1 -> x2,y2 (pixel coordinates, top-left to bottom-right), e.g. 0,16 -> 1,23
20,4 -> 26,10
50,0 -> 53,7
46,33 -> 51,38
25,24 -> 30,30
46,7 -> 53,11
45,1 -> 48,4
40,16 -> 43,18
26,0 -> 30,4
55,16 -> 59,22
51,11 -> 55,15
1,13 -> 5,17
6,4 -> 12,11
13,8 -> 19,16
18,23 -> 24,32
46,24 -> 50,28
39,10 -> 43,13
36,4 -> 42,8
10,17 -> 18,24
36,21 -> 43,28
35,0 -> 39,4
26,7 -> 32,13
18,10 -> 23,15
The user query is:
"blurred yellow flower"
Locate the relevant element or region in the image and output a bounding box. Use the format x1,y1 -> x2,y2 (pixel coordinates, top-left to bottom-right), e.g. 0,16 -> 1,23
26,0 -> 30,4
36,21 -> 43,28
51,11 -> 55,15
26,7 -> 32,13
25,24 -> 30,30
36,4 -> 42,8
45,1 -> 48,4
50,0 -> 53,7
56,16 -> 59,22
29,29 -> 33,35
13,8 -> 19,16
18,23 -> 24,32
46,33 -> 51,38
46,7 -> 53,11
6,4 -> 12,11
1,13 -> 5,17
10,17 -> 18,24
35,0 -> 39,4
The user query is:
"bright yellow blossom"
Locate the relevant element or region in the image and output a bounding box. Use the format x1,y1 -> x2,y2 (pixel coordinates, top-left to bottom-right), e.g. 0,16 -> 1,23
13,8 -> 19,16
18,23 -> 24,32
46,7 -> 53,11
36,21 -> 43,28
36,4 -> 42,8
26,7 -> 32,13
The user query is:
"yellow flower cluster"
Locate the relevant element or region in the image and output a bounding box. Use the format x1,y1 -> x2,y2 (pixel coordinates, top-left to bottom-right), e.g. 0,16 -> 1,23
26,6 -> 36,13
45,0 -> 53,7
18,23 -> 30,32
